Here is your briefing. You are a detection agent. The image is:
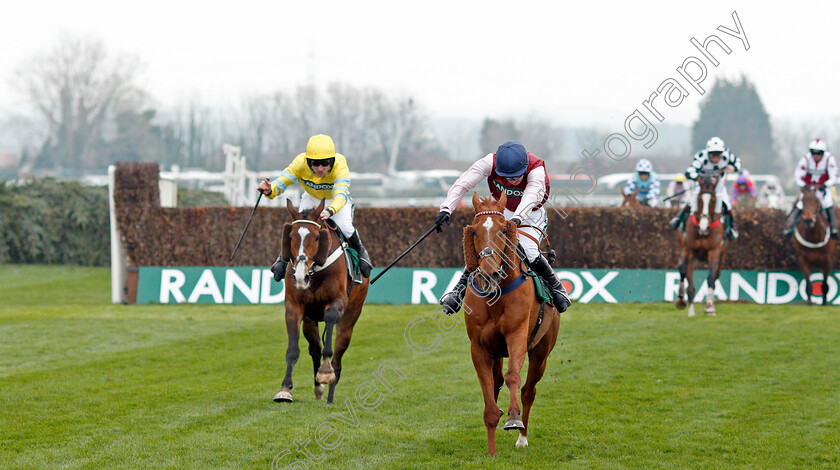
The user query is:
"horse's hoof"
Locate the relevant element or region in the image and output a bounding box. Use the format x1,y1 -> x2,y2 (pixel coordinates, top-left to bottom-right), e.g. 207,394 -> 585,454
675,298 -> 686,309
314,384 -> 325,400
503,418 -> 525,430
688,304 -> 695,317
515,432 -> 529,448
316,372 -> 336,384
273,390 -> 293,403
704,305 -> 716,315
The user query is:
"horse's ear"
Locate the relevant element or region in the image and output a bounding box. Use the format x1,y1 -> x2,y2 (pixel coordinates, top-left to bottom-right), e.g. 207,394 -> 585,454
286,199 -> 300,220
504,220 -> 519,262
312,198 -> 326,220
497,191 -> 507,210
314,229 -> 331,265
280,223 -> 293,262
463,226 -> 479,271
471,191 -> 481,211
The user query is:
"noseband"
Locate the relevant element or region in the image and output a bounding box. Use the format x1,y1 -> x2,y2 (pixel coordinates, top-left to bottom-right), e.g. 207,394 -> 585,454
292,219 -> 325,276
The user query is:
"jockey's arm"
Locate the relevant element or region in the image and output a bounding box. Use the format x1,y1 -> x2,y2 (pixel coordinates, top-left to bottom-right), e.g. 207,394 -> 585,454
514,166 -> 547,219
327,158 -> 351,215
826,156 -> 839,187
647,176 -> 660,201
623,177 -> 636,196
794,156 -> 808,187
266,157 -> 303,199
728,153 -> 742,173
439,154 -> 493,213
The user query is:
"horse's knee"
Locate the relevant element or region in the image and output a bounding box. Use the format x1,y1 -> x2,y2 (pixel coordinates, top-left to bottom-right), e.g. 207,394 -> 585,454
483,407 -> 501,428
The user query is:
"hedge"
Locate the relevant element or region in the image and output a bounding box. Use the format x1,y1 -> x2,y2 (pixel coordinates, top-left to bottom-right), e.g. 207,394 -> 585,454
0,179 -> 110,265
114,162 -> 839,270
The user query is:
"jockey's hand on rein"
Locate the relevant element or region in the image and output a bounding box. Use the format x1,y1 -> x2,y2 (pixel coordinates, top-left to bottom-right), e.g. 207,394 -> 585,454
434,211 -> 450,233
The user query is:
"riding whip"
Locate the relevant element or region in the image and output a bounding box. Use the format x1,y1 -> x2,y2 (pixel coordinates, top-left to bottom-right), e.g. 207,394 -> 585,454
229,178 -> 269,261
370,224 -> 438,285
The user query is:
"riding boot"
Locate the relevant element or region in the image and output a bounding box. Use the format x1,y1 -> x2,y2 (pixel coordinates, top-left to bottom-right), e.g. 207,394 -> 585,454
271,253 -> 288,282
724,206 -> 739,240
669,204 -> 690,230
530,255 -> 571,313
347,231 -> 372,278
782,207 -> 802,237
439,268 -> 471,315
825,207 -> 838,239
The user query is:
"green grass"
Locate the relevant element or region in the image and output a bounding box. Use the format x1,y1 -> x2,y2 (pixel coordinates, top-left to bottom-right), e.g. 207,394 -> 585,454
1,264 -> 839,469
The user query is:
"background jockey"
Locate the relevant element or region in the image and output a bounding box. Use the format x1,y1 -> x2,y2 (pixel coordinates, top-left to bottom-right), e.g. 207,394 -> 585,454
731,173 -> 757,205
623,159 -> 660,207
257,134 -> 373,278
757,181 -> 785,209
783,138 -> 838,238
669,136 -> 741,240
433,141 -> 570,314
666,174 -> 691,207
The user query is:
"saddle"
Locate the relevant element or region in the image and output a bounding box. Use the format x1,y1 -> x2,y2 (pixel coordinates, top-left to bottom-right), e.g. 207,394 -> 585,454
323,219 -> 364,289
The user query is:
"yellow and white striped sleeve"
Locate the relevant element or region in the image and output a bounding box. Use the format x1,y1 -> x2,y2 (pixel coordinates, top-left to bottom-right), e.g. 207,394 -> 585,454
268,155 -> 305,199
328,154 -> 351,213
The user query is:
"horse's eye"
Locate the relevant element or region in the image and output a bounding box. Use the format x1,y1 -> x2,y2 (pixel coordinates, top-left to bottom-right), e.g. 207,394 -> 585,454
502,228 -> 508,234
315,235 -> 320,241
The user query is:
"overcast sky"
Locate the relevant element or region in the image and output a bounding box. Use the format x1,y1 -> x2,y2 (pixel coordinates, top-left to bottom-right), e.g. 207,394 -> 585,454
2,0 -> 838,129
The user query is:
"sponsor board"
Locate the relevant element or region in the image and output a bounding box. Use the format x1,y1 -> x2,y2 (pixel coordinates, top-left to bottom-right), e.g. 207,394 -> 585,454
136,267 -> 840,305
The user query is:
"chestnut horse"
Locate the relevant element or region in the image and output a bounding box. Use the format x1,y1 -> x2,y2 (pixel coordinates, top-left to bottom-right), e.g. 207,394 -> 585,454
675,174 -> 730,316
462,192 -> 561,456
273,198 -> 369,404
622,187 -> 641,207
793,186 -> 836,305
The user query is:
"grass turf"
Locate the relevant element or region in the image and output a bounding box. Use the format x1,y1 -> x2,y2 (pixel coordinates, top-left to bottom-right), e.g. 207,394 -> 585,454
1,264 -> 839,469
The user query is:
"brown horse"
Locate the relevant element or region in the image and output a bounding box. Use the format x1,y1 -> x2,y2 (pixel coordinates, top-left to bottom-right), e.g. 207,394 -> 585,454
462,191 -> 561,456
793,186 -> 836,305
675,174 -> 730,316
622,187 -> 641,207
273,198 -> 369,404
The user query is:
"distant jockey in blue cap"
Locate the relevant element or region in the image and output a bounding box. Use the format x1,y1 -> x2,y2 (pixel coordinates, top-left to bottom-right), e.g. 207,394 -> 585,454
433,141 -> 571,314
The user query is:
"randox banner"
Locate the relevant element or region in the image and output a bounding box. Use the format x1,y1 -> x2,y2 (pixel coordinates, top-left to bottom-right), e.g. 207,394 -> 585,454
136,267 -> 840,305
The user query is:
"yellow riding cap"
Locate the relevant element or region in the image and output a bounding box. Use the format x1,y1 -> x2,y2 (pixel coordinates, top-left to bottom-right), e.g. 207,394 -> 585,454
267,135 -> 351,214
674,174 -> 686,183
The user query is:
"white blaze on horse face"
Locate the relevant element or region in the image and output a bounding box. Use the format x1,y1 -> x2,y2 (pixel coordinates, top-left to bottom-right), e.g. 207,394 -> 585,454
482,216 -> 493,239
699,193 -> 711,232
294,227 -> 310,288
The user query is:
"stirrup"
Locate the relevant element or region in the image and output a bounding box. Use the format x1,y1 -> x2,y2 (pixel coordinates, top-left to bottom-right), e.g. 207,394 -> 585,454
439,289 -> 464,315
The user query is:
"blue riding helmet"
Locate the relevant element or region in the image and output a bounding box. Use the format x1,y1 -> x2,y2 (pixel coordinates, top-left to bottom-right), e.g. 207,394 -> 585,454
495,141 -> 529,178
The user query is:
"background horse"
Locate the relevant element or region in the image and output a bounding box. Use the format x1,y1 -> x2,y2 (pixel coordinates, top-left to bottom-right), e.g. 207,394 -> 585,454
462,191 -> 561,456
675,174 -> 730,316
793,186 -> 836,305
274,198 -> 369,404
622,187 -> 641,207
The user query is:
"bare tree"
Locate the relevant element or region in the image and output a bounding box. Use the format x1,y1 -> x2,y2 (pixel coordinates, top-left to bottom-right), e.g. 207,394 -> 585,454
10,34 -> 145,171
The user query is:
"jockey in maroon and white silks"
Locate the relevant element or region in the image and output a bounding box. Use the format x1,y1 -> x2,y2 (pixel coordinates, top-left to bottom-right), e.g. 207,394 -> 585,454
434,141 -> 570,314
785,138 -> 838,238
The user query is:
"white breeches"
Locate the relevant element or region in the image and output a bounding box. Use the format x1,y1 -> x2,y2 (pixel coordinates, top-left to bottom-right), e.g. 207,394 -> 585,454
794,187 -> 834,210
504,207 -> 547,262
299,192 -> 355,237
689,178 -> 730,213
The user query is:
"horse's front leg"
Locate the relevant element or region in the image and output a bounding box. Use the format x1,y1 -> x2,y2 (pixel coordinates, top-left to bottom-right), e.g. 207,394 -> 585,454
316,298 -> 346,395
301,318 -> 324,400
705,248 -> 721,315
274,302 -> 304,403
797,253 -> 812,305
502,326 -> 528,432
686,254 -> 698,317
470,343 -> 500,456
676,249 -> 689,309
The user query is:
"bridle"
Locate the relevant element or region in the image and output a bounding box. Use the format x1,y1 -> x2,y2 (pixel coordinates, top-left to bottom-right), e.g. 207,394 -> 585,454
291,219 -> 332,276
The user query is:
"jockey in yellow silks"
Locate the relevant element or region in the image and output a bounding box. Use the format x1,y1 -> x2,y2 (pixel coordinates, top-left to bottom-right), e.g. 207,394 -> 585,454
258,134 -> 372,278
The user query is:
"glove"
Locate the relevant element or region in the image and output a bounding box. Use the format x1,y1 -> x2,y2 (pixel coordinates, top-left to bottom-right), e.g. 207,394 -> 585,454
511,216 -> 522,227
434,211 -> 450,233
819,184 -> 827,192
